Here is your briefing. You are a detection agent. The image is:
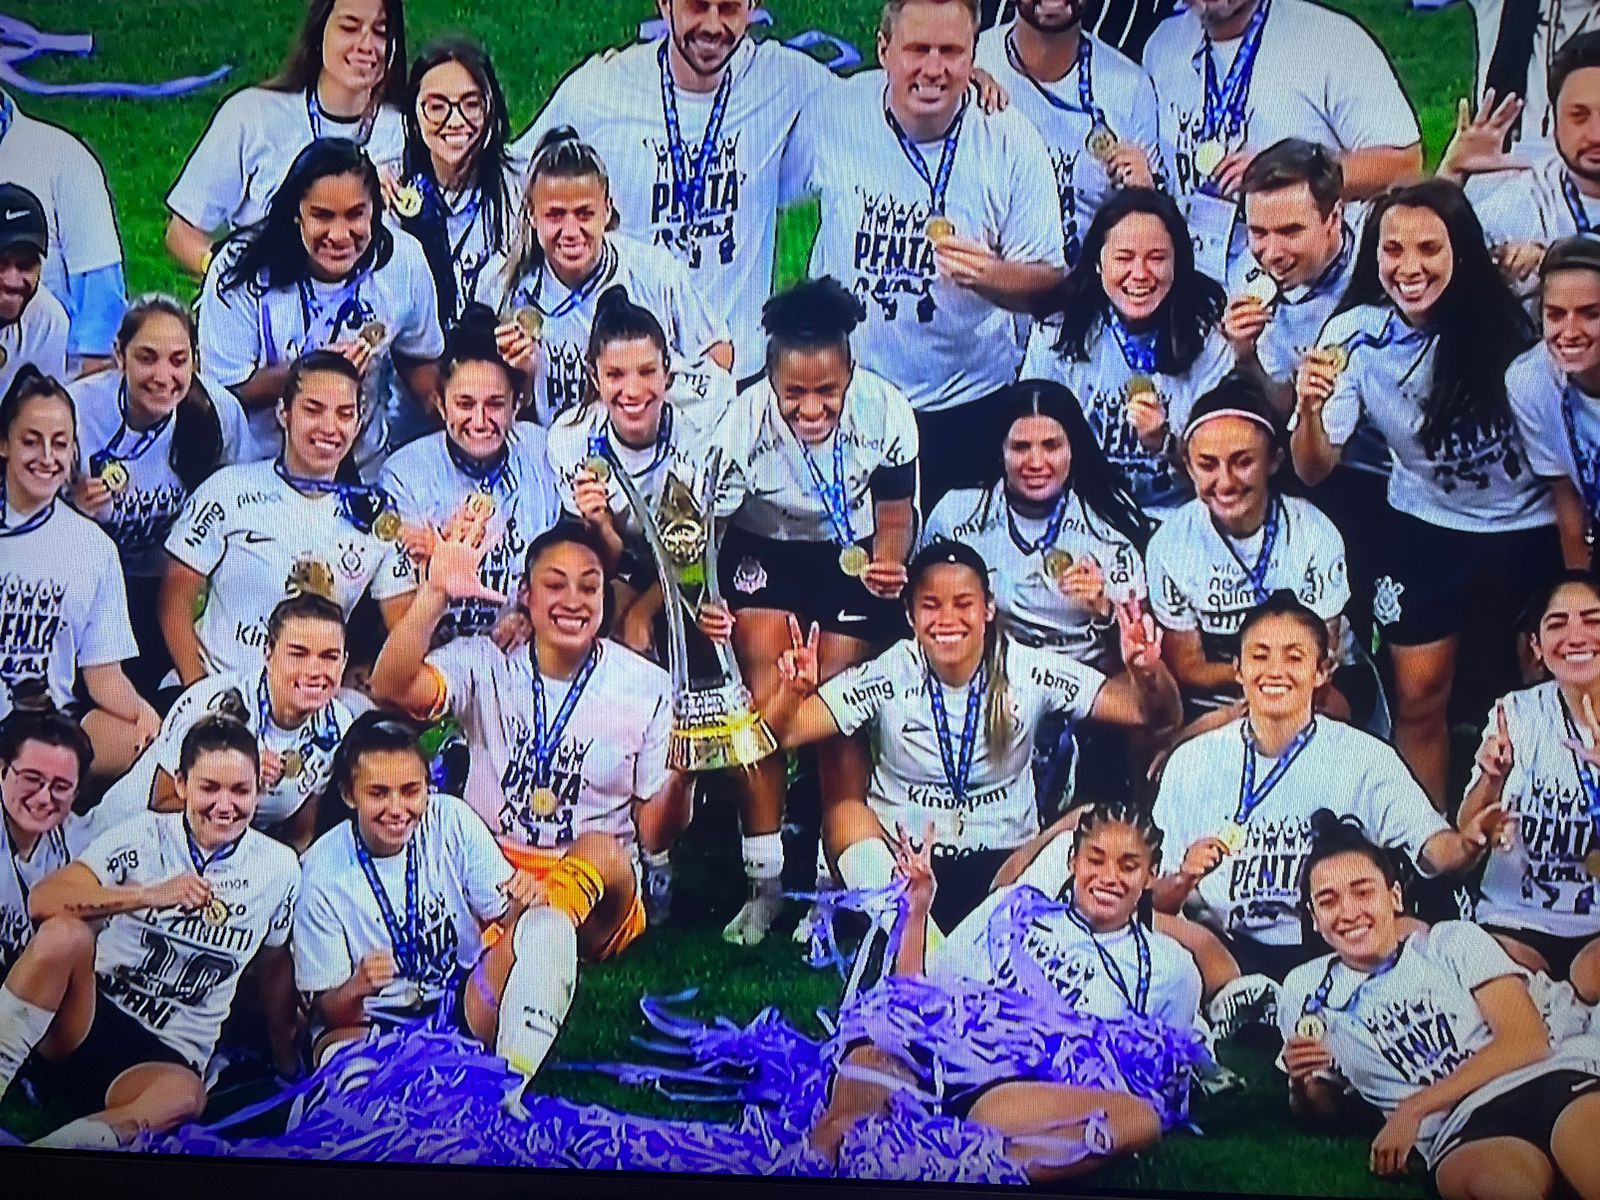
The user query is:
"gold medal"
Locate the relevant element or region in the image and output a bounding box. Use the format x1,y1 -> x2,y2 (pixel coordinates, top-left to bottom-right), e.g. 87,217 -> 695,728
360,320 -> 387,349
1125,373 -> 1158,402
289,557 -> 336,600
393,184 -> 424,219
1042,548 -> 1074,577
1085,122 -> 1117,162
280,748 -> 304,780
838,545 -> 871,578
372,508 -> 402,542
202,897 -> 229,928
583,454 -> 612,483
99,459 -> 131,494
0,344 -> 8,370
513,307 -> 544,341
530,786 -> 559,818
1218,822 -> 1247,853
1295,1014 -> 1327,1040
1319,345 -> 1350,375
1193,138 -> 1225,177
464,491 -> 496,521
925,215 -> 956,244
1585,849 -> 1600,878
1243,271 -> 1280,306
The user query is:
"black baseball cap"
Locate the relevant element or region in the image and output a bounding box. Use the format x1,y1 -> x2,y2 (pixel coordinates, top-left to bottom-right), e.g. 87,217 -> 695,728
0,184 -> 47,257
1542,233 -> 1600,281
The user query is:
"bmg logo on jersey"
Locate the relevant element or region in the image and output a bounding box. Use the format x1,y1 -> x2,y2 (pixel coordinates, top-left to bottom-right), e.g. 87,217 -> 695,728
183,499 -> 226,548
839,676 -> 894,711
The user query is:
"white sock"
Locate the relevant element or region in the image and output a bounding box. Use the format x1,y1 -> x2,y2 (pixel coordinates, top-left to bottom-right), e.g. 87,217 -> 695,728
33,1116 -> 121,1150
741,832 -> 783,884
0,986 -> 55,1099
641,847 -> 671,872
836,838 -> 895,891
496,906 -> 578,1084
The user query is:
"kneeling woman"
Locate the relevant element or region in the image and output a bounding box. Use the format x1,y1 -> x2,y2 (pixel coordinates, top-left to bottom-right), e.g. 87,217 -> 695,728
295,712 -> 589,1088
0,716 -> 299,1149
812,802 -> 1205,1181
1280,812 -> 1600,1197
763,540 -> 1180,933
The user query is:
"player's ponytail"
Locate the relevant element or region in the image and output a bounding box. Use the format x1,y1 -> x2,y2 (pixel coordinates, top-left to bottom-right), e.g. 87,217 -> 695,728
906,540 -> 1014,757
1297,808 -> 1400,911
584,285 -> 670,408
500,127 -> 615,301
0,691 -> 92,793
177,714 -> 260,777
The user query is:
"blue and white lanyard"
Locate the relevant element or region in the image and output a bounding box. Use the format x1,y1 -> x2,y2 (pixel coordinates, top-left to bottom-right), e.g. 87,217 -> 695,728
885,91 -> 968,217
255,668 -> 339,759
1303,943 -> 1403,1017
1560,173 -> 1596,235
1004,29 -> 1103,125
1107,312 -> 1158,373
526,239 -> 618,322
0,92 -> 13,147
183,815 -> 243,876
353,831 -> 421,978
799,431 -> 855,548
1235,717 -> 1316,824
273,456 -> 392,535
1283,228 -> 1353,307
1324,309 -> 1431,369
305,88 -> 376,145
586,405 -> 675,480
1217,498 -> 1281,605
1198,0 -> 1271,142
1006,491 -> 1070,556
295,271 -> 371,348
1557,693 -> 1600,851
0,479 -> 52,539
1560,381 -> 1600,523
530,644 -> 599,788
927,661 -> 988,805
446,437 -> 512,495
657,41 -> 733,225
89,382 -> 170,475
1064,896 -> 1152,1014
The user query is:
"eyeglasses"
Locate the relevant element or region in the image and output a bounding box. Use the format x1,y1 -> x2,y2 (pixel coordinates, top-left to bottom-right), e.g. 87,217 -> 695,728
420,94 -> 487,127
4,764 -> 77,802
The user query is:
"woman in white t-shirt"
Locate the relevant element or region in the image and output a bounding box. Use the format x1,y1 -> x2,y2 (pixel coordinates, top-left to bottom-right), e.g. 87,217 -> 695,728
1460,571 -> 1600,998
0,370 -> 156,776
1279,812 -> 1600,1197
810,801 -> 1204,1181
198,137 -> 444,473
1292,180 -> 1556,804
165,0 -> 408,278
68,296 -> 250,696
494,130 -> 732,426
1023,189 -> 1232,516
0,716 -> 299,1150
761,539 -> 1180,931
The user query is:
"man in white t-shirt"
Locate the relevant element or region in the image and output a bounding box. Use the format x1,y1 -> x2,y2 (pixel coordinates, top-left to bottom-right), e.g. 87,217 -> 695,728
0,91 -> 124,368
511,0 -> 835,375
0,184 -> 67,398
1141,0 -> 1421,281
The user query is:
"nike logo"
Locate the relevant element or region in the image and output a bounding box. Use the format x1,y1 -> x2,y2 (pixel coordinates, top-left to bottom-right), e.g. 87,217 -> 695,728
836,611 -> 868,623
4,210 -> 28,221
241,531 -> 274,544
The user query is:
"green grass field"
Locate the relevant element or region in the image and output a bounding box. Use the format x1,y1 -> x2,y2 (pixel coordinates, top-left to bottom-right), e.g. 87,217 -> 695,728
0,0 -> 1477,1192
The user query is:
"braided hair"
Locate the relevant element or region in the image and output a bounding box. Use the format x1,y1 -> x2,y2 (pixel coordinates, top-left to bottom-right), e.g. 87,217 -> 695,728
1071,798 -> 1165,869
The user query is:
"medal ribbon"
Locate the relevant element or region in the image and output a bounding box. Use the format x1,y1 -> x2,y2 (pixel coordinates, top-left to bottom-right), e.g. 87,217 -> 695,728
1217,498 -> 1281,605
272,456 -> 393,535
1282,227 -> 1354,307
256,669 -> 336,769
90,381 -> 172,475
1064,892 -> 1152,1014
656,41 -> 734,225
529,643 -> 600,788
305,87 -> 377,146
884,90 -> 969,217
183,814 -> 243,876
0,92 -> 13,148
1557,693 -> 1600,851
1304,941 -> 1403,1017
0,479 -> 54,539
1235,717 -> 1316,824
798,431 -> 855,548
1198,0 -> 1271,142
527,239 -> 618,322
1003,29 -> 1103,124
445,437 -> 512,494
1107,312 -> 1159,373
1005,491 -> 1070,557
926,660 -> 988,805
353,831 -> 422,978
588,405 -> 675,481
1560,173 -> 1597,235
1560,381 -> 1600,525
296,270 -> 372,349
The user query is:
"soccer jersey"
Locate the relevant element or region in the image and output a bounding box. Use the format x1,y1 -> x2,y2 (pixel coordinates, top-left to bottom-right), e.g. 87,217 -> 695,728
1467,682 -> 1600,939
197,231 -> 445,471
924,483 -> 1144,664
715,368 -> 920,542
378,426 -> 562,644
1153,716 -> 1448,945
975,24 -> 1164,265
426,636 -> 673,851
0,286 -> 67,399
0,816 -> 89,976
1225,223 -> 1358,386
163,460 -> 412,679
167,87 -> 406,236
818,639 -> 1106,856
1278,923 -> 1600,1167
70,370 -> 251,578
0,499 -> 135,720
933,882 -> 1202,1030
79,811 -> 298,1071
1308,304 -> 1553,532
497,234 -> 728,425
1468,156 -> 1600,249
790,72 -> 1065,412
1508,343 -> 1600,511
294,794 -> 512,999
1022,318 -> 1233,511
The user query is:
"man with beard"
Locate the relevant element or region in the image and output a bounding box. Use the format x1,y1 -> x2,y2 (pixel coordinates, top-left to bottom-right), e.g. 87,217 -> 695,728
979,0 -> 1178,61
975,0 -> 1163,266
0,185 -> 67,399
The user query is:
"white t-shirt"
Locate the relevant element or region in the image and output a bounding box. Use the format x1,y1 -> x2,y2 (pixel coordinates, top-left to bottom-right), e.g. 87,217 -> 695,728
1153,716 -> 1449,945
975,24 -> 1164,265
79,811 -> 299,1071
1467,681 -> 1600,939
818,639 -> 1106,856
1225,224 -> 1359,385
0,499 -> 135,719
933,882 -> 1202,1031
163,460 -> 411,679
790,72 -> 1066,412
1279,922 -> 1600,1167
715,369 -> 920,542
426,636 -> 673,852
1308,304 -> 1553,532
0,286 -> 67,399
0,815 -> 90,976
378,426 -> 562,644
497,234 -> 728,425
70,369 -> 251,577
167,87 -> 406,236
1508,342 -> 1600,513
1468,155 -> 1600,249
1022,318 -> 1234,511
197,231 -> 445,470
1452,0 -> 1598,156
925,483 -> 1144,665
294,794 -> 512,999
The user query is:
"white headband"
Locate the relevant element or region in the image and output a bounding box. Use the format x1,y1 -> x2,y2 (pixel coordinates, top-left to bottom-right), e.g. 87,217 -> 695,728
1183,406 -> 1277,443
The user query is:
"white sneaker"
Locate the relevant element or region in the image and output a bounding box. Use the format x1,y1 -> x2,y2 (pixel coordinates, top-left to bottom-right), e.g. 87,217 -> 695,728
1206,973 -> 1282,1040
722,879 -> 784,946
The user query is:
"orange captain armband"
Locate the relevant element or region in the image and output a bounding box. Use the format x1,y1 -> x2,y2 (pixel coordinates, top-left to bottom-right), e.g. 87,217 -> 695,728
420,664 -> 450,723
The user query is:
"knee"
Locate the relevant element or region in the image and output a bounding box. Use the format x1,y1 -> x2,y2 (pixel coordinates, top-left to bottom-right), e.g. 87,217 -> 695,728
1570,938 -> 1600,1003
1392,677 -> 1449,720
568,832 -> 630,881
1103,1095 -> 1162,1157
1439,1161 -> 1551,1200
820,798 -> 878,851
30,915 -> 96,961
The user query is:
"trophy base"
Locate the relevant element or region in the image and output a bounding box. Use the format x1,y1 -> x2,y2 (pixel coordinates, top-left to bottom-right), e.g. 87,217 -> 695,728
669,681 -> 779,773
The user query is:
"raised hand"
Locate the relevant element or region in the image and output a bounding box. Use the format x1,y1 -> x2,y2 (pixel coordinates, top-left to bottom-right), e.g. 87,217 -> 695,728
71,472 -> 114,519
258,746 -> 285,791
571,466 -> 614,528
1475,701 -> 1515,782
145,872 -> 213,912
494,321 -> 541,376
1438,89 -> 1530,180
1222,295 -> 1274,356
862,558 -> 908,601
1181,836 -> 1229,881
354,951 -> 398,996
490,605 -> 533,653
1125,388 -> 1168,448
1116,596 -> 1164,673
1295,350 -> 1341,418
1283,1034 -> 1336,1085
934,236 -> 1000,291
424,519 -> 508,604
1460,799 -> 1512,853
1561,692 -> 1600,768
892,820 -> 938,915
697,601 -> 736,645
1057,554 -> 1109,617
776,613 -> 821,696
1103,143 -> 1155,190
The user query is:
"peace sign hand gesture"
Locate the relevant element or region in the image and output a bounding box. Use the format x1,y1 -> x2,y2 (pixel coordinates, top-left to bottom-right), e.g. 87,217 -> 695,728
892,820 -> 938,918
1116,597 -> 1164,674
423,518 -> 508,605
1439,89 -> 1530,181
1561,693 -> 1600,769
776,614 -> 821,696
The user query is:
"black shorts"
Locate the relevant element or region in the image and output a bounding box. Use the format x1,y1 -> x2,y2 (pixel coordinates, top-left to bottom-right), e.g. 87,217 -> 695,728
718,525 -> 908,643
1481,926 -> 1596,981
929,847 -> 1016,932
26,993 -> 193,1118
1433,1069 -> 1600,1169
1214,929 -> 1328,984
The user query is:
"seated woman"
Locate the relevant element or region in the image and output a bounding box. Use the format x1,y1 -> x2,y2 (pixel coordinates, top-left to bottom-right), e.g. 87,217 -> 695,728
0,368 -> 158,777
761,539 -> 1179,934
91,593 -> 360,854
1153,592 -> 1507,984
0,715 -> 299,1149
1460,570 -> 1600,1000
811,801 -> 1204,1181
1279,811 -> 1600,1198
295,712 -> 582,1091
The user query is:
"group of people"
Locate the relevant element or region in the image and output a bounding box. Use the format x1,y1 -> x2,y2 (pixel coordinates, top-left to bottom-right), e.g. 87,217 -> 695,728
0,0 -> 1599,1190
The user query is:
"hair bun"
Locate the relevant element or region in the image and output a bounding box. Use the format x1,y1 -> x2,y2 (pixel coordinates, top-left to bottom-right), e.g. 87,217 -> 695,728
8,677 -> 55,716
211,687 -> 250,725
446,302 -> 501,359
